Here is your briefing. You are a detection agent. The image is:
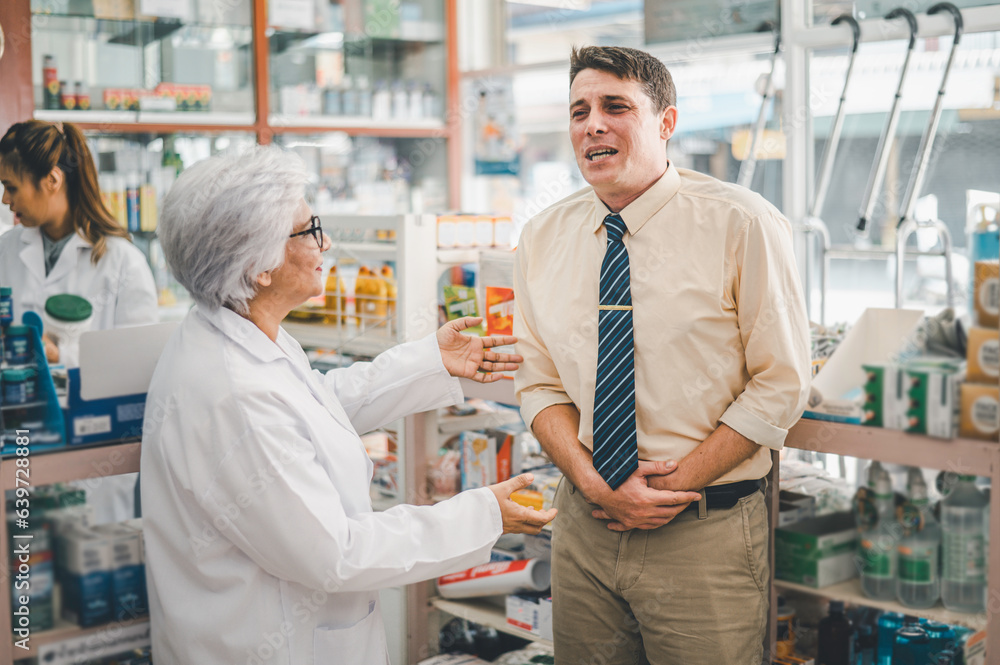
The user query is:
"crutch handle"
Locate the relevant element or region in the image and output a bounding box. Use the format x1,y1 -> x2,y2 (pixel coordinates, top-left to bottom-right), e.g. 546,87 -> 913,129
832,14 -> 860,53
886,7 -> 919,48
928,2 -> 963,44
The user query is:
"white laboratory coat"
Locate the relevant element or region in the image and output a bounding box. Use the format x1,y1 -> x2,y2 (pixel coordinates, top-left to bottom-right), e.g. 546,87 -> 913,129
140,306 -> 503,664
0,225 -> 158,330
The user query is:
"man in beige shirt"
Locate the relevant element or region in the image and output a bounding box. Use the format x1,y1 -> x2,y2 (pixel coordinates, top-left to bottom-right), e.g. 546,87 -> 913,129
514,46 -> 810,664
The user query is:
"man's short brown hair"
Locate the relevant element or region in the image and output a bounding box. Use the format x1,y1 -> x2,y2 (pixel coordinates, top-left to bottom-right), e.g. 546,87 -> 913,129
569,46 -> 676,113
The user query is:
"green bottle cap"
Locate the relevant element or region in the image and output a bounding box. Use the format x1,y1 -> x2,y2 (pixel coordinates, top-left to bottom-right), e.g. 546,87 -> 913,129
5,325 -> 31,336
45,294 -> 93,322
0,287 -> 11,296
2,368 -> 37,382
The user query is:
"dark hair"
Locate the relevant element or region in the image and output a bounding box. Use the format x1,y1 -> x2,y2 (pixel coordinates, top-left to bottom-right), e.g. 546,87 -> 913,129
569,46 -> 676,112
0,120 -> 130,264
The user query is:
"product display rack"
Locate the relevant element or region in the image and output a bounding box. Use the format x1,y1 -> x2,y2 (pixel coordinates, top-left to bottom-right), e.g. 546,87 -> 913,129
0,440 -> 144,664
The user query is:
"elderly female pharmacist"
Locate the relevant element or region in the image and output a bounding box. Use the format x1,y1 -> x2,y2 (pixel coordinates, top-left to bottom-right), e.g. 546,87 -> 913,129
140,145 -> 556,664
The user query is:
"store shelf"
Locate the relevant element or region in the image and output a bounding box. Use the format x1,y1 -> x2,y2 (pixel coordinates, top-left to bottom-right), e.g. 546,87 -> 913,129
0,440 -> 140,490
12,616 -> 150,659
34,109 -> 255,128
774,579 -> 987,632
325,242 -> 398,260
430,596 -> 552,647
0,401 -> 47,411
282,320 -> 397,356
786,419 -> 998,475
459,378 -> 516,406
269,114 -> 445,133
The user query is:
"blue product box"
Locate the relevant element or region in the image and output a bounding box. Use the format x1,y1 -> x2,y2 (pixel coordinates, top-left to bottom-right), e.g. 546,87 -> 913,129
58,525 -> 113,628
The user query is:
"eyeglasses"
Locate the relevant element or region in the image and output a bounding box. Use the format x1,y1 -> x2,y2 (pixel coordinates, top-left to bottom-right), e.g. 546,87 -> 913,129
289,215 -> 324,249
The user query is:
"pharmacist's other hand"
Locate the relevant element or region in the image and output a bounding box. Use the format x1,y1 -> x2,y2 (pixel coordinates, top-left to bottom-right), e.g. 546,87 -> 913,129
41,333 -> 59,364
590,461 -> 701,531
436,317 -> 523,383
488,474 -> 557,535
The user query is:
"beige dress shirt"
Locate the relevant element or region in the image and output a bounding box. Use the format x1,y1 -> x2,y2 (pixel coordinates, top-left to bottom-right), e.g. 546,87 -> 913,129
513,164 -> 811,485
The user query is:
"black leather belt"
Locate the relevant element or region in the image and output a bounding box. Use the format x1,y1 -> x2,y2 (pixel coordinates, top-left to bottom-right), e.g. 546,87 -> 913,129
680,479 -> 762,516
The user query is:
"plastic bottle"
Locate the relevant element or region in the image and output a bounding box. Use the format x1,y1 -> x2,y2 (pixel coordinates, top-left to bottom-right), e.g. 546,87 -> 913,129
356,75 -> 372,118
43,55 -> 60,110
876,611 -> 904,665
422,82 -> 440,119
125,173 -> 141,233
897,473 -> 941,609
966,203 -> 999,306
391,79 -> 409,120
353,266 -> 371,327
324,265 -> 347,325
866,460 -> 885,489
408,80 -> 423,119
941,475 -> 987,613
892,616 -> 931,665
341,75 -> 359,116
0,287 -> 12,326
860,470 -> 898,600
818,600 -> 854,665
854,623 -> 876,665
381,265 -> 397,329
372,80 -> 391,121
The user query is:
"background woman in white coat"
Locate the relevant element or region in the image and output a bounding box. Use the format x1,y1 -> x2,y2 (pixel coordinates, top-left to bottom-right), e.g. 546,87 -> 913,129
0,120 -> 157,524
142,146 -> 557,664
0,120 -> 158,352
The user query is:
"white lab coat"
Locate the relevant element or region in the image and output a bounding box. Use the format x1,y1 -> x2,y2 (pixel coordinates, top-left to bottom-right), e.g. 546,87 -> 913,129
140,306 -> 503,664
0,225 -> 157,523
0,225 -> 158,330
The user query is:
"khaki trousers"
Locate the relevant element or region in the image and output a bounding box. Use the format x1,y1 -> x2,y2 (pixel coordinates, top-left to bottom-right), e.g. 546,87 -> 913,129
551,478 -> 769,665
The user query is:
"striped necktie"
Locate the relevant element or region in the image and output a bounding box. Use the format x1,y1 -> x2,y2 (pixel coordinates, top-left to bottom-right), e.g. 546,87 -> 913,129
592,213 -> 637,490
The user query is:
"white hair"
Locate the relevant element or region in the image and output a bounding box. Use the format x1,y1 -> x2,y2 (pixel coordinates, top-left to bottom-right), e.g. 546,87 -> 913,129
159,145 -> 308,316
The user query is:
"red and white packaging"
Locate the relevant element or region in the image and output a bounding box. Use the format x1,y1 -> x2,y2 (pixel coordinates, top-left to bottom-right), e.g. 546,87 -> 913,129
436,558 -> 551,599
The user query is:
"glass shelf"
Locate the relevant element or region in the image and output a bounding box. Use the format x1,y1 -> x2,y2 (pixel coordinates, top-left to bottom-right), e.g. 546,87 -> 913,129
268,1 -> 446,123
31,4 -> 254,116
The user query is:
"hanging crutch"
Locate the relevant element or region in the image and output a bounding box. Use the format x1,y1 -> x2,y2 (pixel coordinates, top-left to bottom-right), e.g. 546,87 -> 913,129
893,2 -> 963,308
737,25 -> 781,190
856,7 -> 919,236
801,14 -> 860,324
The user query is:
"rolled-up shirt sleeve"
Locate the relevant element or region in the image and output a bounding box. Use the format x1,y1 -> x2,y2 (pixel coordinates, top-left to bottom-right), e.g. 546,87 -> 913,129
513,222 -> 575,430
719,211 -> 811,450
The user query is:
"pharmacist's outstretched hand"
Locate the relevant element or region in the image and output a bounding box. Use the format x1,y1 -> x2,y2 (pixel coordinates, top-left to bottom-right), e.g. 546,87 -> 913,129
437,317 -> 523,383
590,461 -> 702,531
488,474 -> 558,535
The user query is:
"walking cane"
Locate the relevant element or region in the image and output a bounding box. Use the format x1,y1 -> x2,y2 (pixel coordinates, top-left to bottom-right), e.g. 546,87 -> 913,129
894,2 -> 963,308
737,26 -> 781,190
856,7 -> 919,236
802,14 -> 860,324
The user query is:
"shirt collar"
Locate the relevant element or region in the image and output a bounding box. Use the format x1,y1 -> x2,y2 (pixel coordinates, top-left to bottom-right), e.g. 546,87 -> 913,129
194,304 -> 301,365
589,162 -> 681,236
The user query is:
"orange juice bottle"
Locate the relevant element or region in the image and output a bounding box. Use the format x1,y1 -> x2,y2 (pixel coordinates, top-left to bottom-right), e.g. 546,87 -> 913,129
354,266 -> 371,327
381,265 -> 397,330
324,265 -> 347,324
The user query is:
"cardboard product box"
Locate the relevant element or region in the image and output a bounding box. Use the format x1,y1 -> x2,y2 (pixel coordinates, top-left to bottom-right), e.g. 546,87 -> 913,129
485,427 -> 522,483
778,501 -> 806,527
65,323 -> 177,446
966,326 -> 999,384
505,592 -> 552,640
959,383 -> 1000,440
963,629 -> 986,665
905,363 -> 963,439
460,431 -> 495,490
974,260 -> 999,328
775,513 -> 859,588
778,490 -> 817,520
93,523 -> 147,619
436,215 -> 459,248
58,525 -> 113,628
474,216 -> 495,247
494,216 -> 514,248
862,364 -> 908,430
455,216 -> 476,248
